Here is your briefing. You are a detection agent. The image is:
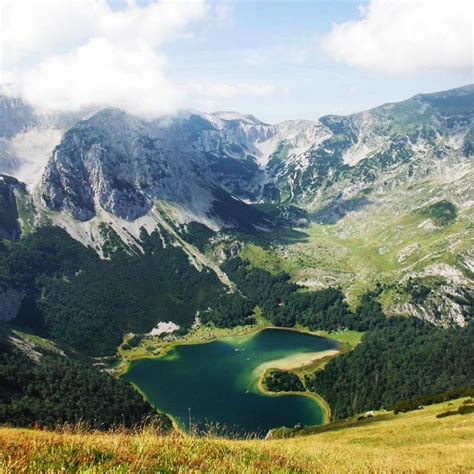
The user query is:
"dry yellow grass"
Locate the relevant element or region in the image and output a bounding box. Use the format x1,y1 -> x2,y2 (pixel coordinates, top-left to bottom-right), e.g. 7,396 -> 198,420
0,398 -> 472,473
267,399 -> 474,473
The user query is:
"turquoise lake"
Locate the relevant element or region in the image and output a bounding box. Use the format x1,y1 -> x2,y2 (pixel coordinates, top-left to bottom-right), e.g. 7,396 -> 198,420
124,328 -> 338,437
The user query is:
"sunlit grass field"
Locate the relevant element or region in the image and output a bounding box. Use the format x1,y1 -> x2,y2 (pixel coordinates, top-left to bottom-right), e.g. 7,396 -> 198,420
240,174 -> 474,312
1,398 -> 472,473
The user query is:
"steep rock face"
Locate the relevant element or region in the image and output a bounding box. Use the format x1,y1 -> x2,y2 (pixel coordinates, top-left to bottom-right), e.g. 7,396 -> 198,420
38,108 -> 336,227
39,85 -> 473,227
40,110 -> 278,228
0,174 -> 26,241
0,288 -> 24,322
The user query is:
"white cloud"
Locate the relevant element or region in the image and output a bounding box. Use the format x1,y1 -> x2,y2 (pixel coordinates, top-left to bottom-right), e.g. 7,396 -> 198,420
1,0 -> 209,64
1,0 -> 209,117
1,0 -> 98,66
188,82 -> 281,98
185,82 -> 286,114
21,39 -> 182,117
322,0 -> 473,73
239,49 -> 266,66
214,0 -> 234,25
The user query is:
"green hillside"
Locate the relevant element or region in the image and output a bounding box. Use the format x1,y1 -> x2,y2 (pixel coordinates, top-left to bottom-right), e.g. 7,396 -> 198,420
238,170 -> 473,325
0,398 -> 472,473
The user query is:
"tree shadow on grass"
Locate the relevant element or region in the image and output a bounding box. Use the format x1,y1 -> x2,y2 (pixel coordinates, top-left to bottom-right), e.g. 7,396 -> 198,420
310,196 -> 372,225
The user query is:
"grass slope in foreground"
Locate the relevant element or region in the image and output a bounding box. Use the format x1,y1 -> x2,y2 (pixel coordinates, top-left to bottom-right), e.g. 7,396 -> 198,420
1,398 -> 472,473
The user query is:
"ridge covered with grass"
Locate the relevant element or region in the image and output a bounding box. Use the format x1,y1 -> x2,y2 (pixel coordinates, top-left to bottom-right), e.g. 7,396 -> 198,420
1,398 -> 472,473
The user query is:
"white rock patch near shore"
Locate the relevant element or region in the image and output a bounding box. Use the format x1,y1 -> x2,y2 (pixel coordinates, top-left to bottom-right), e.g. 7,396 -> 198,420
148,321 -> 180,337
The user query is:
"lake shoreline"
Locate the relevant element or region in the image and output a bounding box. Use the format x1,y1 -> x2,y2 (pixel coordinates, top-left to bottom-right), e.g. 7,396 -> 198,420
121,326 -> 355,436
116,321 -> 363,436
115,317 -> 360,377
250,347 -> 340,425
114,315 -> 273,377
257,369 -> 332,425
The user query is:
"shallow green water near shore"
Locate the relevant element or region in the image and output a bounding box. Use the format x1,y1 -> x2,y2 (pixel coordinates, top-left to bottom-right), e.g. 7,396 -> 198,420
124,328 -> 337,437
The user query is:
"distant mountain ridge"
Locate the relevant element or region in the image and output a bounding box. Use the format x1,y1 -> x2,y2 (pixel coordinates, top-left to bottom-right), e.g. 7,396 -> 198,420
0,85 -> 471,229
0,84 -> 472,327
272,84 -> 473,215
0,86 -> 452,232
37,107 -> 330,231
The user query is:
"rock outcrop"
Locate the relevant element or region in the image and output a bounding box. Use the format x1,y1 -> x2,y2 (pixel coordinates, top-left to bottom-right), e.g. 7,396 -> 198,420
0,287 -> 24,322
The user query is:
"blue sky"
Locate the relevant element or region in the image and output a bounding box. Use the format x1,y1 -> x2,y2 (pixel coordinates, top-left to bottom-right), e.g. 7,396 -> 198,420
3,0 -> 472,122
161,0 -> 472,122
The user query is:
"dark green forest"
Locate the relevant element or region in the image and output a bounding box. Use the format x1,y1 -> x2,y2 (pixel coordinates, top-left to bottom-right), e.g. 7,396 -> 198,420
263,369 -> 305,392
208,257 -> 386,332
0,344 -> 171,430
305,319 -> 474,420
201,292 -> 255,327
1,226 -> 223,355
208,258 -> 474,419
1,228 -> 473,428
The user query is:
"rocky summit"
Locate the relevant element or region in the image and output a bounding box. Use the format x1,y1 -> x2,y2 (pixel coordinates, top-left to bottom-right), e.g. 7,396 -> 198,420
34,85 -> 471,226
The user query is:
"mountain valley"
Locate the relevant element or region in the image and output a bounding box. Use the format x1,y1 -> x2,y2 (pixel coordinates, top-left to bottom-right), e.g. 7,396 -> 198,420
0,84 -> 472,443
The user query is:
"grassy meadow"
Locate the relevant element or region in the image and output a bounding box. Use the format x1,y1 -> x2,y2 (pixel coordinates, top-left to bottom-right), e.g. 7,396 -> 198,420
240,174 -> 474,312
1,398 -> 472,473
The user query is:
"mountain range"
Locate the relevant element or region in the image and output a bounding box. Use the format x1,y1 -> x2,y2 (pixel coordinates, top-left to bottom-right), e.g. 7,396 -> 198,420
1,84 -> 472,329
0,83 -> 473,442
